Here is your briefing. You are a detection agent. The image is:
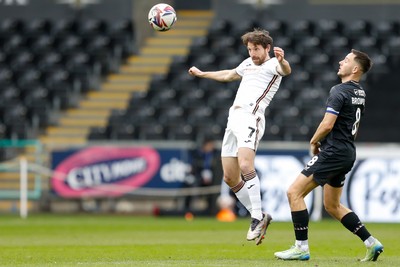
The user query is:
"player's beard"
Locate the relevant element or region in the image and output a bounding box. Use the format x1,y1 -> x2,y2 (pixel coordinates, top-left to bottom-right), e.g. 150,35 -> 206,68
252,53 -> 267,65
252,56 -> 263,65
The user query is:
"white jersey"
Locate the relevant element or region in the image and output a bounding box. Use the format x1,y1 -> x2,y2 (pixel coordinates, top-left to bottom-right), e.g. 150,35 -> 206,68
233,57 -> 282,116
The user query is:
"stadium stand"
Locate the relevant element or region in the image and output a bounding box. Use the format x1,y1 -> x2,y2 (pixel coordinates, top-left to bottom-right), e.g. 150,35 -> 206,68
105,16 -> 397,143
0,17 -> 134,148
1,7 -> 399,145
111,15 -> 398,141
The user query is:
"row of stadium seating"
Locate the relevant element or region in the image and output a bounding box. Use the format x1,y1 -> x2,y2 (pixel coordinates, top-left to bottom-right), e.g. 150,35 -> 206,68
1,16 -> 398,143
89,18 -> 399,142
0,18 -> 134,140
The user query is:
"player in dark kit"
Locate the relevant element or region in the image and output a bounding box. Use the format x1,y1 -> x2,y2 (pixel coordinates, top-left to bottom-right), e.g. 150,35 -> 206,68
275,49 -> 384,261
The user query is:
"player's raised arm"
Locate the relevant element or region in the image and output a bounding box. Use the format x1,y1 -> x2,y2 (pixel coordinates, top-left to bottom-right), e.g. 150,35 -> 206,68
273,47 -> 291,76
188,66 -> 241,82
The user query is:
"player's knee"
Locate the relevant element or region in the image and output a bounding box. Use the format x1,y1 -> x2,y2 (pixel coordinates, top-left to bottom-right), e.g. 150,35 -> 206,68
238,160 -> 253,174
223,174 -> 238,187
286,186 -> 298,203
323,202 -> 339,215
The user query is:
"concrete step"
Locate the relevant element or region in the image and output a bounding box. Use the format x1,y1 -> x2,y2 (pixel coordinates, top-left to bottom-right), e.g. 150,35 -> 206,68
101,83 -> 147,92
39,136 -> 87,146
79,100 -> 128,109
119,65 -> 169,74
86,91 -> 131,101
64,108 -> 111,118
146,37 -> 192,46
46,126 -> 90,136
107,74 -> 152,83
127,56 -> 171,64
58,117 -> 107,127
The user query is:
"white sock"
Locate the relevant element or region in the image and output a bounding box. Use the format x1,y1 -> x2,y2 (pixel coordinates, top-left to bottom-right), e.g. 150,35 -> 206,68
295,240 -> 309,251
234,184 -> 252,215
364,236 -> 375,247
246,175 -> 262,221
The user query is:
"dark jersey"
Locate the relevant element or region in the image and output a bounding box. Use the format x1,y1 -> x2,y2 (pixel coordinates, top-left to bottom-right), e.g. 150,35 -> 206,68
321,80 -> 366,158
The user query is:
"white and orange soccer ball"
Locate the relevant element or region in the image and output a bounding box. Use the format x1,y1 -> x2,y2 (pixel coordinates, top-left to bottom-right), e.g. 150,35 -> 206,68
148,3 -> 177,32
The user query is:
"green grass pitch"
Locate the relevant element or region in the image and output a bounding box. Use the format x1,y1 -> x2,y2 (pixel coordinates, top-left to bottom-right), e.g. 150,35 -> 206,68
0,214 -> 398,266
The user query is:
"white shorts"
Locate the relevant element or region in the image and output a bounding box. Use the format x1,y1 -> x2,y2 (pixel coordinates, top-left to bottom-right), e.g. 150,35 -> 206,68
221,107 -> 265,157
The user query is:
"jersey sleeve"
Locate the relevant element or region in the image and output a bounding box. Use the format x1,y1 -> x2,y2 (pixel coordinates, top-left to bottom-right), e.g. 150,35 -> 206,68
326,85 -> 345,116
235,58 -> 248,77
270,57 -> 281,76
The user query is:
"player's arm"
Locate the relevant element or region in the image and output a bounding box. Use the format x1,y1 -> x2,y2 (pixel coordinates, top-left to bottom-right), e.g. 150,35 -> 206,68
188,66 -> 241,82
273,47 -> 291,76
309,113 -> 337,155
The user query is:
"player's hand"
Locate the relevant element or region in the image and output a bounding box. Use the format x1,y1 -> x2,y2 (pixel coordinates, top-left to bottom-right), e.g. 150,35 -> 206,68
273,47 -> 285,62
310,142 -> 321,156
188,66 -> 202,77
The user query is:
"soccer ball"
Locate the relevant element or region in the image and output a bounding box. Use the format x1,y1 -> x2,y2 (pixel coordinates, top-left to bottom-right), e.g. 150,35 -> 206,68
148,3 -> 177,32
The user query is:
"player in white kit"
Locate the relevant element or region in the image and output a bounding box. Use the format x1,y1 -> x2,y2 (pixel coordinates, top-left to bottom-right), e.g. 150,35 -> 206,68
188,28 -> 291,245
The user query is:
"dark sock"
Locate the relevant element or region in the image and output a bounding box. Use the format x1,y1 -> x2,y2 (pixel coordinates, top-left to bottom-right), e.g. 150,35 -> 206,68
292,209 -> 309,241
341,212 -> 371,241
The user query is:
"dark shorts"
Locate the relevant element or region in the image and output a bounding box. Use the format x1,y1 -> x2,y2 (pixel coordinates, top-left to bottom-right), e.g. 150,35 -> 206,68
301,152 -> 355,187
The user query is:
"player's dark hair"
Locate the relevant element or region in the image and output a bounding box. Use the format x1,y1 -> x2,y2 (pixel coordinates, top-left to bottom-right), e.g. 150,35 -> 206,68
241,28 -> 273,49
351,49 -> 373,73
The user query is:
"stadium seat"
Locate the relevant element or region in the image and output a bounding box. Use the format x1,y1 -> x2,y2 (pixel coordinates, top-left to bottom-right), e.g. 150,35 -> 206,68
29,34 -> 54,55
6,120 -> 35,140
85,35 -> 118,75
127,106 -> 157,125
208,19 -> 232,38
51,19 -> 77,36
344,19 -> 372,39
0,18 -> 24,36
108,123 -> 137,140
0,65 -> 13,84
212,107 -> 229,126
128,91 -> 151,108
352,36 -> 380,55
323,36 -> 349,60
314,19 -> 343,41
189,36 -> 210,58
218,53 -> 243,69
295,36 -> 322,56
88,126 -> 109,140
107,19 -> 135,57
190,54 -> 216,70
24,18 -> 51,38
170,73 -> 199,93
157,106 -> 186,125
2,34 -> 26,56
77,19 -> 107,37
262,19 -> 288,37
382,36 -> 400,67
303,53 -> 330,74
165,122 -> 194,140
263,122 -> 283,141
138,123 -> 165,140
55,34 -> 82,55
8,49 -> 35,72
186,106 -> 214,126
281,123 -> 310,141
194,123 -> 224,142
178,89 -> 205,108
286,20 -> 315,41
150,88 -> 178,108
207,88 -> 234,108
37,51 -> 63,72
371,20 -> 399,41
0,83 -> 19,102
